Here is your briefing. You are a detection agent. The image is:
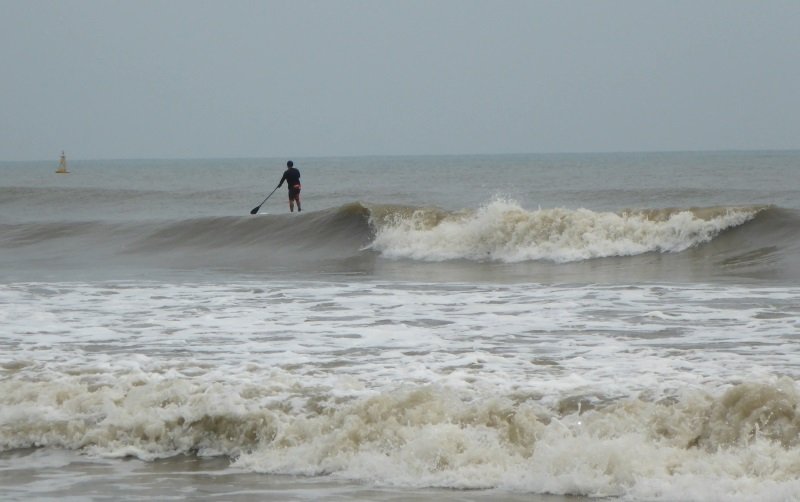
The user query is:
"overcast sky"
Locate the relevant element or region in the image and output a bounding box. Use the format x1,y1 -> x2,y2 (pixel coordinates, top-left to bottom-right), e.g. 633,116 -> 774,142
2,0 -> 799,160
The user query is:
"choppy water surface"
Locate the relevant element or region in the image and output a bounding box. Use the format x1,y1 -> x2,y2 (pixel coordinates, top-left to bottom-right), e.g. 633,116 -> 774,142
1,152 -> 799,500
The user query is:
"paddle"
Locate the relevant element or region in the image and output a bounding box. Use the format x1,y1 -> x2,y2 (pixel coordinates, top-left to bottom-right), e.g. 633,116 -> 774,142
250,186 -> 280,214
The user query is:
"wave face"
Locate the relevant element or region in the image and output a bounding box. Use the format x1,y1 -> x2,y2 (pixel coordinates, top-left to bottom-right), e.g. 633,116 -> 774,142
1,201 -> 798,282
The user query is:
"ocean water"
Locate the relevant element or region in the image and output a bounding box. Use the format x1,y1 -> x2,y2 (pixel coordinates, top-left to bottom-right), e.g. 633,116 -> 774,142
1,152 -> 799,501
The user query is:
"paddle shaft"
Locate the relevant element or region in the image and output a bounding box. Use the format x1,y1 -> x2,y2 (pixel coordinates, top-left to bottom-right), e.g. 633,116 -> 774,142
250,185 -> 280,214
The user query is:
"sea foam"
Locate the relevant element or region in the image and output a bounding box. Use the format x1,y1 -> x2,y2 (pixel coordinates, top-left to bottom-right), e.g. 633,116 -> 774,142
1,280 -> 798,500
369,199 -> 761,263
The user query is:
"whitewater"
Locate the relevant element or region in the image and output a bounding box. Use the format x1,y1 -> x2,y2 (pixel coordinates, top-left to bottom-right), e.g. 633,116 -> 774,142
1,152 -> 799,501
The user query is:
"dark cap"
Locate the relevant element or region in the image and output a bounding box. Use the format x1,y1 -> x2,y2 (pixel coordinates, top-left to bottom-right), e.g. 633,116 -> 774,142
287,160 -> 293,167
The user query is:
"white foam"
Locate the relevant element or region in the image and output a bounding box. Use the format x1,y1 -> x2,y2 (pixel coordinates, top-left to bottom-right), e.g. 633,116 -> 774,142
369,199 -> 759,263
1,280 -> 799,499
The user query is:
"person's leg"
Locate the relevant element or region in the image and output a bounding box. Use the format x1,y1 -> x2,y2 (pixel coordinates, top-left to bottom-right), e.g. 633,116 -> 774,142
289,188 -> 301,212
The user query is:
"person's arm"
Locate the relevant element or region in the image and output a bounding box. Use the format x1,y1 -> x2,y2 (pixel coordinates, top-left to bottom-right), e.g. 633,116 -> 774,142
277,172 -> 287,187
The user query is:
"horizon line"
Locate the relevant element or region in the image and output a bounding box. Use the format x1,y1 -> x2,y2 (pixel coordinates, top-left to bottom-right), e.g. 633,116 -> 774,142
2,147 -> 799,163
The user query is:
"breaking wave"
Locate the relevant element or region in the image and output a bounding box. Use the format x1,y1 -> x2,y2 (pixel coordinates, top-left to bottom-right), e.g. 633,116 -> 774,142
2,374 -> 800,500
1,200 -> 798,281
368,199 -> 768,263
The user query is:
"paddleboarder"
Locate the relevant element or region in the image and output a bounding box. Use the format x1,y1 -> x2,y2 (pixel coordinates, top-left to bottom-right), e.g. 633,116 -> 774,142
277,160 -> 302,212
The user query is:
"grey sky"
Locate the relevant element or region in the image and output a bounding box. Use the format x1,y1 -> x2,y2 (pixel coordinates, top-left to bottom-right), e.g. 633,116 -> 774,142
2,0 -> 799,160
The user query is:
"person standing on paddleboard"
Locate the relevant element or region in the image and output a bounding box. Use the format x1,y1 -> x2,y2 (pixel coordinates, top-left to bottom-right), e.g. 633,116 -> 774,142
277,160 -> 302,212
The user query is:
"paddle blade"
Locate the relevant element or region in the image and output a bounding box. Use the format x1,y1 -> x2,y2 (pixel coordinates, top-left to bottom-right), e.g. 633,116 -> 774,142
250,206 -> 260,215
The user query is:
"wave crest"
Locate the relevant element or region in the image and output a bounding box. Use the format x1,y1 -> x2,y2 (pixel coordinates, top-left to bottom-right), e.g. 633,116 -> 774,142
368,199 -> 764,263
